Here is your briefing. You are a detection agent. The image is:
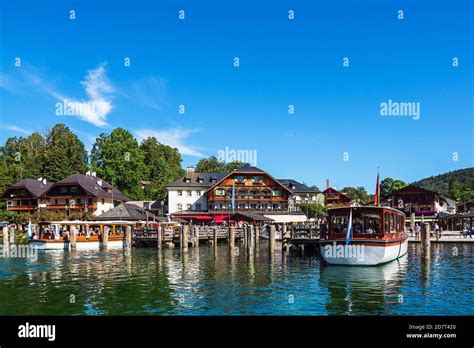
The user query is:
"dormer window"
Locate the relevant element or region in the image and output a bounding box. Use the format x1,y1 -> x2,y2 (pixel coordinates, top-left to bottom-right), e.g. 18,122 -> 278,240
197,176 -> 204,183
235,175 -> 245,183
184,177 -> 191,183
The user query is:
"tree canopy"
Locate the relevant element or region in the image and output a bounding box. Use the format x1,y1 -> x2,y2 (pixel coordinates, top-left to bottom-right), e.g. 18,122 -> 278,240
195,156 -> 243,173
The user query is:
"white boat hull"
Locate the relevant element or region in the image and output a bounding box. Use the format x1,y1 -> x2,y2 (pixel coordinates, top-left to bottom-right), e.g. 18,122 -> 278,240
29,239 -> 125,250
320,239 -> 408,266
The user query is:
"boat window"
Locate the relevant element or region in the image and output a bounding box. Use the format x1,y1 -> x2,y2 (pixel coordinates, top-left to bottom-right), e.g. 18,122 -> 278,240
331,213 -> 349,233
384,212 -> 390,233
362,213 -> 381,234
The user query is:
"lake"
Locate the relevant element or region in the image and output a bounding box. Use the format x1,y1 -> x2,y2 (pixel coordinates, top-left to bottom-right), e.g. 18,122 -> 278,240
0,242 -> 472,315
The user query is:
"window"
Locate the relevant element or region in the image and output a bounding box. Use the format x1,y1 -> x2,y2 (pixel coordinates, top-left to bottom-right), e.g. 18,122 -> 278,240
261,190 -> 270,197
272,189 -> 282,196
184,177 -> 191,183
384,212 -> 390,233
261,204 -> 268,210
71,186 -> 78,193
55,199 -> 58,205
144,202 -> 150,210
215,189 -> 225,196
250,190 -> 258,197
187,190 -> 192,197
250,204 -> 257,209
186,204 -> 192,210
60,187 -> 67,193
238,189 -> 247,197
196,190 -> 201,196
252,176 -> 263,183
177,190 -> 182,196
102,198 -> 105,204
234,176 -> 245,183
195,203 -> 202,210
177,203 -> 182,211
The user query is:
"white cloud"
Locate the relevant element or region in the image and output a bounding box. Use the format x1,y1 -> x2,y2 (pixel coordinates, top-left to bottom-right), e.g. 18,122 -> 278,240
0,125 -> 31,135
128,76 -> 167,110
8,63 -> 114,127
135,128 -> 204,157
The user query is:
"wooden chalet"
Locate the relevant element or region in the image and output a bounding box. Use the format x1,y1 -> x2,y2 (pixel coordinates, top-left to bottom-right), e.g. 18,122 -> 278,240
1,178 -> 53,213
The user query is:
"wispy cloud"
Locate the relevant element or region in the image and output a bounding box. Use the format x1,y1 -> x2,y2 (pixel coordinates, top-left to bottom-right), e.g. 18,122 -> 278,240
0,125 -> 32,135
135,128 -> 204,157
127,76 -> 167,111
2,63 -> 115,127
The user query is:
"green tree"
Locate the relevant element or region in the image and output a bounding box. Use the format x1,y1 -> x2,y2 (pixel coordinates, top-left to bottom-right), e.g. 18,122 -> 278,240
341,186 -> 371,203
195,156 -> 242,173
42,124 -> 88,182
298,202 -> 326,221
140,137 -> 185,200
90,128 -> 146,200
380,178 -> 407,198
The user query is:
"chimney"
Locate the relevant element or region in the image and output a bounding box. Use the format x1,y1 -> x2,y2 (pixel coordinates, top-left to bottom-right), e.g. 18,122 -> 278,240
86,170 -> 91,176
187,166 -> 195,174
97,179 -> 102,187
37,177 -> 42,182
91,172 -> 96,177
326,179 -> 330,189
42,178 -> 47,185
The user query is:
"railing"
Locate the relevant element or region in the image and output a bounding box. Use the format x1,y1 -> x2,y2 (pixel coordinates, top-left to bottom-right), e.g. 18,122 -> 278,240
46,204 -> 97,210
7,205 -> 38,211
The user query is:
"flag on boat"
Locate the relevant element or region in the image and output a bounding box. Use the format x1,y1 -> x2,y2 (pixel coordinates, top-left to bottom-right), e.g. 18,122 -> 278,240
27,220 -> 32,239
374,169 -> 380,206
345,209 -> 352,245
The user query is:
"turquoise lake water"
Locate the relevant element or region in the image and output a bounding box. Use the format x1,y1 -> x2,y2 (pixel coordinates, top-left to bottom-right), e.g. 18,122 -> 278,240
0,242 -> 472,315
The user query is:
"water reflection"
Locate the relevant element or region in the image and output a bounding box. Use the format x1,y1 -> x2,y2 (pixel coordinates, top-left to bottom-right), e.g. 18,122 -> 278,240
319,256 -> 408,315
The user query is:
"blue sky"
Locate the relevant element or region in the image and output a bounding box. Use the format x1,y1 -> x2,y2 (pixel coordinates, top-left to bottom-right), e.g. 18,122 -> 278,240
0,0 -> 472,192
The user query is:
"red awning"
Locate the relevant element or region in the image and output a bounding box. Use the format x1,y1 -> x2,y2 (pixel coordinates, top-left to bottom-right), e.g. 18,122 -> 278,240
175,215 -> 212,221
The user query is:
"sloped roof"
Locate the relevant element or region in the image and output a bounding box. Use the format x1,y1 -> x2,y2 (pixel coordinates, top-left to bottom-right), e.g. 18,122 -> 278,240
277,179 -> 319,193
165,172 -> 226,188
233,163 -> 265,173
1,178 -> 53,198
44,173 -> 129,201
94,203 -> 158,221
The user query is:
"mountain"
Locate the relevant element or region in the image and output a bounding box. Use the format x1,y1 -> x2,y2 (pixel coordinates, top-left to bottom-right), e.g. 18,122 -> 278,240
412,167 -> 474,203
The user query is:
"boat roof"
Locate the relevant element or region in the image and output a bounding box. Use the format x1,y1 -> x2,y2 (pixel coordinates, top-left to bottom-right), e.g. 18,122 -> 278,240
327,205 -> 405,215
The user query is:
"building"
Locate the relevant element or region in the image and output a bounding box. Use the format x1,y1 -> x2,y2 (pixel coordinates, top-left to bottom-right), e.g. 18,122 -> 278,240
276,179 -> 322,212
321,180 -> 353,207
165,167 -> 226,215
1,178 -> 53,213
166,164 -> 309,224
127,200 -> 167,217
389,184 -> 456,221
41,172 -> 129,216
95,203 -> 158,222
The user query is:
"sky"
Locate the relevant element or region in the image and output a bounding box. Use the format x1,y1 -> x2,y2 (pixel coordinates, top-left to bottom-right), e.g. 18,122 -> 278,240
0,0 -> 472,193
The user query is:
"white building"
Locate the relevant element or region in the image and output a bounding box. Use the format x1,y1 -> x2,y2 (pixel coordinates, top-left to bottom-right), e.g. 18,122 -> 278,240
165,167 -> 225,214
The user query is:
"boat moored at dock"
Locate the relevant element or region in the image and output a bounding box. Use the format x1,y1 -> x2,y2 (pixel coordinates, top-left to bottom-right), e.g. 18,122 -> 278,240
320,206 -> 408,266
29,221 -> 136,250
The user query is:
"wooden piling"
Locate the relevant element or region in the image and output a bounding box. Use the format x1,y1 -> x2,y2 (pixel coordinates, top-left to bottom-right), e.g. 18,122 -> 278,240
243,225 -> 248,246
3,226 -> 9,246
125,225 -> 132,250
229,226 -> 235,253
157,225 -> 162,249
70,226 -> 77,250
102,225 -> 109,248
248,225 -> 254,256
9,226 -> 15,244
181,225 -> 189,253
194,226 -> 199,247
254,226 -> 260,247
421,222 -> 430,259
269,225 -> 276,258
282,224 -> 289,253
213,226 -> 218,246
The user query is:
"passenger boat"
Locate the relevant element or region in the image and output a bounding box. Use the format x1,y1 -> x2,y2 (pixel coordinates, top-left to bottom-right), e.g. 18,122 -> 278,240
320,206 -> 408,266
29,221 -> 136,250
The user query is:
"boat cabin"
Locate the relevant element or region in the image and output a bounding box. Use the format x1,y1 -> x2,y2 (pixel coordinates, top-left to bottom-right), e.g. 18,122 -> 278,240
327,206 -> 406,241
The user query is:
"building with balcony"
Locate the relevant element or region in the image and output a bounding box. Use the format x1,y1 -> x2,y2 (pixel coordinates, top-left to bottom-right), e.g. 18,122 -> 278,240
166,164 -> 309,223
1,178 -> 53,213
321,180 -> 354,207
41,172 -> 129,217
389,184 -> 456,221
